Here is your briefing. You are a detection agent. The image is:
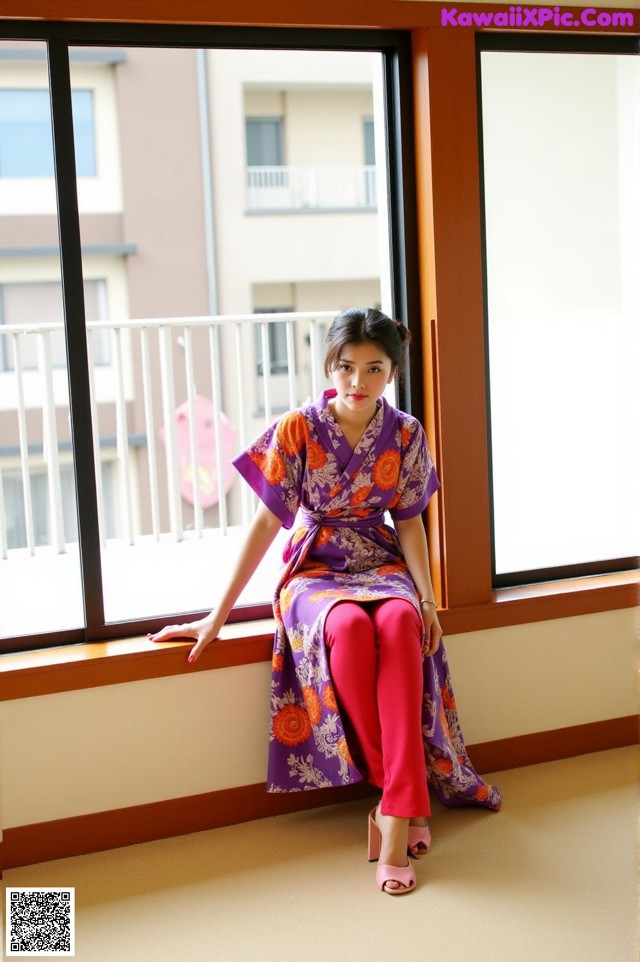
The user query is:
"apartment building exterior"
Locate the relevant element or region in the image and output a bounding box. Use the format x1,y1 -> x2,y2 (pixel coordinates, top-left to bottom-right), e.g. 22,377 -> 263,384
0,43 -> 384,560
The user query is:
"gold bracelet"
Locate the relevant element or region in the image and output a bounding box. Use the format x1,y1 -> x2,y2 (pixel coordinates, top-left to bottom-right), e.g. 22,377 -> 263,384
419,598 -> 438,609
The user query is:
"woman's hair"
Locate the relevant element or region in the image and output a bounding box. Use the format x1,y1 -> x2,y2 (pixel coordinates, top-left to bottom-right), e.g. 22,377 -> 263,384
323,307 -> 411,378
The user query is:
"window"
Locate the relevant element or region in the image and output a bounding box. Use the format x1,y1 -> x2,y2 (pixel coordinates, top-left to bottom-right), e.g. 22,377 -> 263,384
245,117 -> 283,166
0,89 -> 96,177
0,280 -> 109,372
254,308 -> 291,376
0,25 -> 414,653
363,116 -> 375,164
245,117 -> 288,208
2,459 -> 116,550
0,39 -> 85,642
0,49 -> 123,217
363,117 -> 376,207
479,48 -> 640,586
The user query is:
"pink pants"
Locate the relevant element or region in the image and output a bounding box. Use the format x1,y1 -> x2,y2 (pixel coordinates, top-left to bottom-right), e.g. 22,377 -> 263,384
324,598 -> 430,818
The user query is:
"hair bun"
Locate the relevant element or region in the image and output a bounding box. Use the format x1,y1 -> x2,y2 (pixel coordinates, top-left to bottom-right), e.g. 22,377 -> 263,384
394,318 -> 412,347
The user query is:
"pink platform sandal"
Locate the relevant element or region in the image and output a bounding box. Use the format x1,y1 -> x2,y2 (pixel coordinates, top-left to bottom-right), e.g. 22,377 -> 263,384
367,807 -> 416,896
408,821 -> 431,859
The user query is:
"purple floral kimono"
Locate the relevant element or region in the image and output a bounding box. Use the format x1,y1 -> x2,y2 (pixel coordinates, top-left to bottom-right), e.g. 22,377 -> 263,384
233,389 -> 501,810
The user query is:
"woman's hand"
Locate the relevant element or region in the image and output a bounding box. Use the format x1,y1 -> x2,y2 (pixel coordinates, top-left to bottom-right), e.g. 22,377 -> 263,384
148,611 -> 223,664
147,505 -> 283,667
421,605 -> 442,658
394,516 -> 442,658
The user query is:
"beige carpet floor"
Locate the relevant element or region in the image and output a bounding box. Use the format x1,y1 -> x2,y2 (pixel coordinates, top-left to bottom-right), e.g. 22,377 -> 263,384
3,746 -> 637,962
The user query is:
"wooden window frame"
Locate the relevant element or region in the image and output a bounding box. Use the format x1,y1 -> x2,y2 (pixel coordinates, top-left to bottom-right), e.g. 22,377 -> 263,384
0,2 -> 637,685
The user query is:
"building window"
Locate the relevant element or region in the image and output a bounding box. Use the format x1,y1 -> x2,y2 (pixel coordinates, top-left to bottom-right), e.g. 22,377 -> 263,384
245,117 -> 288,206
245,116 -> 284,167
0,279 -> 110,373
2,459 -> 116,550
0,88 -> 96,177
254,308 -> 291,376
363,116 -> 375,165
363,116 -> 376,207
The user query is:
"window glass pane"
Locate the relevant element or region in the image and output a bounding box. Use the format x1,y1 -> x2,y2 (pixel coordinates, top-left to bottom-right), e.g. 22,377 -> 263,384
363,117 -> 375,165
0,41 -> 84,640
71,45 -> 390,624
0,89 -> 54,176
254,308 -> 292,377
0,88 -> 95,177
246,117 -> 283,166
480,51 -> 640,578
69,90 -> 96,177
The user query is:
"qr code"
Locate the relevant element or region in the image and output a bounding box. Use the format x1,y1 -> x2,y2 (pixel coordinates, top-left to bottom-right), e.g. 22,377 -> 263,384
5,888 -> 75,957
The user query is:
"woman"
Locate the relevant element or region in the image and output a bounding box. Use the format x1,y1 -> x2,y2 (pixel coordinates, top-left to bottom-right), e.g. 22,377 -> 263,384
150,307 -> 501,895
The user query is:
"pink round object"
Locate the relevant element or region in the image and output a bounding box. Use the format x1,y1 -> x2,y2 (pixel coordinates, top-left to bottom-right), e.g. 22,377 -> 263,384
161,395 -> 237,507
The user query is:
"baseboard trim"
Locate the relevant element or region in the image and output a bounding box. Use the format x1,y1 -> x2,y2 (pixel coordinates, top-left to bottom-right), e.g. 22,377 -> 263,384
466,714 -> 638,773
1,780 -> 376,875
2,715 -> 636,874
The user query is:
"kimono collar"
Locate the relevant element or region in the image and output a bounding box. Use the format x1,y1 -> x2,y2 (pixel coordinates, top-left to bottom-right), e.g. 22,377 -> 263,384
314,389 -> 393,469
318,387 -> 386,418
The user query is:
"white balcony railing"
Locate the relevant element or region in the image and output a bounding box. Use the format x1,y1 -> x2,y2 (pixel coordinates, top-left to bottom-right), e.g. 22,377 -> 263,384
246,165 -> 377,211
0,311 -> 335,559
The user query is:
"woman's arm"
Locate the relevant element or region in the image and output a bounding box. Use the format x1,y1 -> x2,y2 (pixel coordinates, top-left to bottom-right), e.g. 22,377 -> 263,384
394,514 -> 442,656
149,500 -> 283,662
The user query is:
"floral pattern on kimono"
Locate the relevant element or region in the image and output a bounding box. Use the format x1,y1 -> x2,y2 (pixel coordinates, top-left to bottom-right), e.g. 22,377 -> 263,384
233,389 -> 501,811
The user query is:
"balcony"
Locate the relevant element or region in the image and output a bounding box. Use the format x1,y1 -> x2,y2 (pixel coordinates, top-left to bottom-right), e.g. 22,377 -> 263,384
0,310 -> 335,639
246,165 -> 377,212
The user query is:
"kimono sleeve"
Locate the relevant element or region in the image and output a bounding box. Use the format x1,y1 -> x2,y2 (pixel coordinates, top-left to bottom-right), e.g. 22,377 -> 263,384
389,416 -> 440,522
232,410 -> 307,529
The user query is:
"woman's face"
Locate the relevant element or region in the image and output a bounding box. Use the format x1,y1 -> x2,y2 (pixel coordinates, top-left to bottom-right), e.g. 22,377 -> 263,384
329,340 -> 396,418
